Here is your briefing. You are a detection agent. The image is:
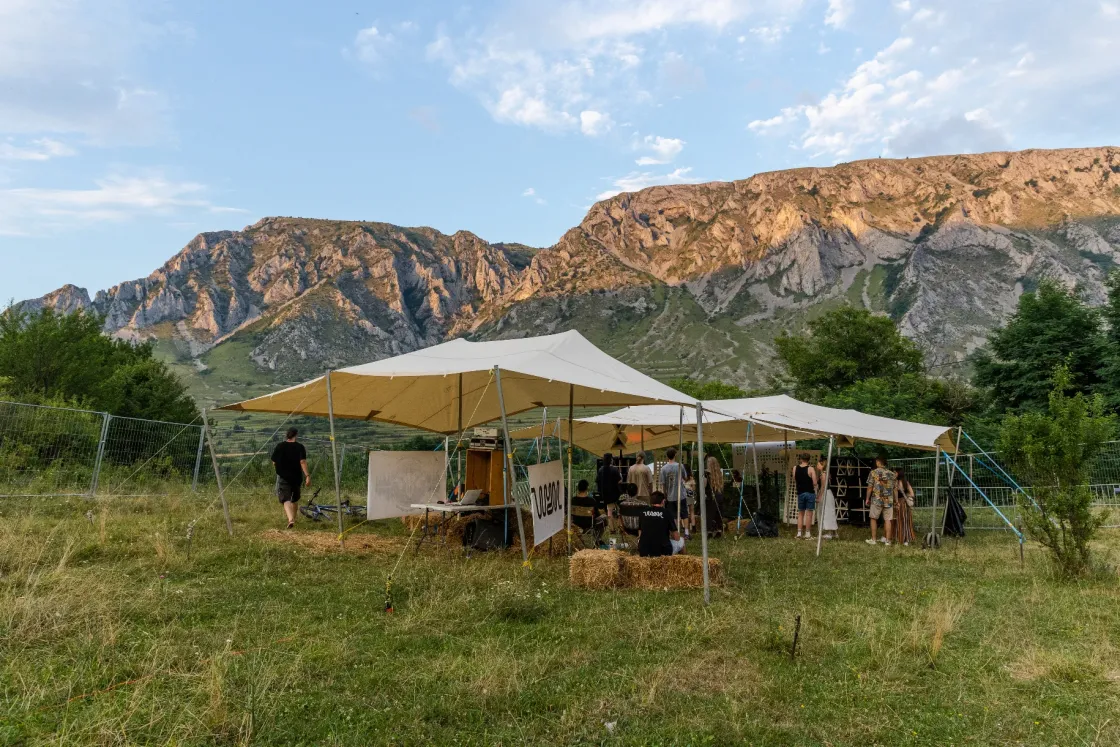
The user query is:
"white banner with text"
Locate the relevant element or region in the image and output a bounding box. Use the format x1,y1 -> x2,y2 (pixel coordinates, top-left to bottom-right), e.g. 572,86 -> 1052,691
527,460 -> 565,545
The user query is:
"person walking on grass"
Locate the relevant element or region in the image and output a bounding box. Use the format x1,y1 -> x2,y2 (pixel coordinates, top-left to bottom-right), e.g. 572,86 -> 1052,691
271,427 -> 310,529
792,453 -> 818,539
864,455 -> 896,545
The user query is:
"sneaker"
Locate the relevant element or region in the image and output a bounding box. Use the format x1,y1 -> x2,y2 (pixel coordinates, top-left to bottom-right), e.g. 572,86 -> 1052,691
865,538 -> 878,545
795,532 -> 803,539
824,534 -> 834,540
903,541 -> 910,546
878,536 -> 889,544
884,541 -> 892,546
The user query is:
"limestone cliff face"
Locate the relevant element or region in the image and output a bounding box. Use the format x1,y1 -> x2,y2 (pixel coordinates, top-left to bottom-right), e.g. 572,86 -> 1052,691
22,146 -> 1120,388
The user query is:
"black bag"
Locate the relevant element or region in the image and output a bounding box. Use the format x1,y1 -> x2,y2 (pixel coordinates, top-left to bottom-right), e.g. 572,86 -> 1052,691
943,495 -> 967,537
462,517 -> 506,551
741,516 -> 779,537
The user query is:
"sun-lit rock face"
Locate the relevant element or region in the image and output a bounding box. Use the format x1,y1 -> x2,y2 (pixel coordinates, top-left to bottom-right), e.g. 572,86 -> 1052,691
22,146 -> 1120,387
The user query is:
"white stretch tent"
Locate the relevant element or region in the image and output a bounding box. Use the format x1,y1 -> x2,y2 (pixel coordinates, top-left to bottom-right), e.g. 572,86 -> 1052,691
510,407 -> 818,455
222,331 -> 695,432
221,330 -> 719,588
713,395 -> 957,453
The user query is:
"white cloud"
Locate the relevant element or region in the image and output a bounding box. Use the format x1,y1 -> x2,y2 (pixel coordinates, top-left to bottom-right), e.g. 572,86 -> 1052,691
580,110 -> 613,136
893,0 -> 912,10
522,187 -> 546,205
596,166 -> 698,200
351,25 -> 395,67
426,0 -> 804,134
0,138 -> 76,161
0,0 -> 176,143
747,1 -> 1120,161
750,24 -> 790,43
825,0 -> 853,28
635,135 -> 685,164
0,173 -> 244,236
1104,2 -> 1120,18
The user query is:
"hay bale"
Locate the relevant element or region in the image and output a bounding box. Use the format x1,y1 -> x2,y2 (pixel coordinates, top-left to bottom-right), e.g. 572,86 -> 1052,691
623,554 -> 725,590
569,549 -> 627,589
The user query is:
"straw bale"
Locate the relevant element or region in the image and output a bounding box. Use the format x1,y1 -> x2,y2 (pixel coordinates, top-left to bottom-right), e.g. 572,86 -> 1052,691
569,549 -> 628,589
625,554 -> 725,590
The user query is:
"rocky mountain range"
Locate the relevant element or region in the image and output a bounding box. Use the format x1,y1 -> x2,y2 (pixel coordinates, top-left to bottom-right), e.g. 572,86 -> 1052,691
21,146 -> 1120,404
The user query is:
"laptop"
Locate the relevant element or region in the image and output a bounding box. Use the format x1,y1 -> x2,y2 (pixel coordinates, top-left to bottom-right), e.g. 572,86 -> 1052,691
460,489 -> 483,506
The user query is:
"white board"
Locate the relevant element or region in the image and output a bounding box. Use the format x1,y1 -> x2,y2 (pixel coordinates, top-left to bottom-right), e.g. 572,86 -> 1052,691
527,460 -> 565,546
367,451 -> 446,520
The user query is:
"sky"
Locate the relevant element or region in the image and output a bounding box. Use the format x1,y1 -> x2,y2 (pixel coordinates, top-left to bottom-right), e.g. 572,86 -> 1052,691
2,0 -> 1119,303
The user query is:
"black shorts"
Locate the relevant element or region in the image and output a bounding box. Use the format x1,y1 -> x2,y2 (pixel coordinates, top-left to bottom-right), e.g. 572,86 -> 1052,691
277,478 -> 301,504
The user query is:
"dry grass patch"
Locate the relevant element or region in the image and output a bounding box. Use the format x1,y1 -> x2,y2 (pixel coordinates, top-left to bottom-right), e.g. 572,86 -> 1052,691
259,529 -> 405,555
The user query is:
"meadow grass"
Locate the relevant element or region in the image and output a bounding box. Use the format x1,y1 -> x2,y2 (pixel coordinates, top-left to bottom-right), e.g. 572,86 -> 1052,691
2,492 -> 1120,746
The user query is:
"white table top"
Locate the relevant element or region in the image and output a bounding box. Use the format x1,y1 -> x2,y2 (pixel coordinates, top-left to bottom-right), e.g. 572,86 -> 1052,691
410,503 -> 516,513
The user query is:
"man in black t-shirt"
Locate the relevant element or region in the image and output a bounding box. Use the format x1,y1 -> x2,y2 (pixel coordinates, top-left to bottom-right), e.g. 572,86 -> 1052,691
638,491 -> 682,557
271,427 -> 309,528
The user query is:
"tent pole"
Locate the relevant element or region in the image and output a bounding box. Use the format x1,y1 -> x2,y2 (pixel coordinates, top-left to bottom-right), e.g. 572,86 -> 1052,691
697,403 -> 710,606
457,373 -> 464,491
816,436 -> 834,558
567,385 -> 574,556
325,370 -> 344,546
494,366 -> 528,563
444,436 -> 450,498
538,407 -> 548,464
930,446 -> 941,545
751,421 -> 762,512
201,408 -> 233,537
677,407 -> 684,527
736,423 -> 748,531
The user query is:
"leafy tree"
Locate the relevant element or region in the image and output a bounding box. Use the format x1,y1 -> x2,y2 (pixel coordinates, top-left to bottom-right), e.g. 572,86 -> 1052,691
973,280 -> 1105,413
0,305 -> 198,423
667,377 -> 748,401
774,306 -> 923,398
1098,271 -> 1120,411
998,365 -> 1114,578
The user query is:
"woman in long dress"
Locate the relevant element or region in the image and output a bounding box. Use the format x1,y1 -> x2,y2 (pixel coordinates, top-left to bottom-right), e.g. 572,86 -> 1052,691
893,467 -> 916,546
817,455 -> 838,539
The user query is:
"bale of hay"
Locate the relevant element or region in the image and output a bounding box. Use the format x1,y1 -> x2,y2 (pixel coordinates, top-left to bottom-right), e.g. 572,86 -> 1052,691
624,554 -> 724,590
569,549 -> 627,589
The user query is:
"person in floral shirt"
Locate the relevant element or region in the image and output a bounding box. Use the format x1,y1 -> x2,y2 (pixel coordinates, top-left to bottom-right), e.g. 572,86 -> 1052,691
864,455 -> 897,546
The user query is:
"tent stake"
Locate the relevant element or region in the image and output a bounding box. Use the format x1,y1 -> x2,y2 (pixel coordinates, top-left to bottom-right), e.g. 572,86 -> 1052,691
494,366 -> 529,564
816,435 -> 834,558
697,402 -> 710,606
325,371 -> 344,546
201,408 -> 233,537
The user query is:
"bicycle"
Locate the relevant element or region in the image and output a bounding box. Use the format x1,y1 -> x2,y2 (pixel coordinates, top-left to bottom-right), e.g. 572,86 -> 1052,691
299,488 -> 367,522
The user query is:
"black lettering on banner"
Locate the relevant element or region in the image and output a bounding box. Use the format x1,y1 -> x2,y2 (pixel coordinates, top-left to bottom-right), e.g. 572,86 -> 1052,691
532,479 -> 563,519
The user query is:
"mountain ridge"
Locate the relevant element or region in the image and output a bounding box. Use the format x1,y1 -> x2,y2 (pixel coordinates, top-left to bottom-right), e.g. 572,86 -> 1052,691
20,146 -> 1120,403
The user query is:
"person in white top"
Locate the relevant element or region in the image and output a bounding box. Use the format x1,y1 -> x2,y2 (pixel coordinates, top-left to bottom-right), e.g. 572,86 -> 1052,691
626,451 -> 654,502
817,455 -> 838,540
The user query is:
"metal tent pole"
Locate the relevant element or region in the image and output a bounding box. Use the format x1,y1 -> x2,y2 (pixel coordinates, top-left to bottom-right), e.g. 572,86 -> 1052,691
567,386 -> 574,555
929,446 -> 941,548
751,421 -> 762,512
457,373 -> 464,493
697,403 -> 710,606
677,407 -> 684,527
538,407 -> 548,464
736,423 -> 748,531
494,366 -> 528,563
325,371 -> 344,545
816,436 -> 835,558
201,408 -> 233,537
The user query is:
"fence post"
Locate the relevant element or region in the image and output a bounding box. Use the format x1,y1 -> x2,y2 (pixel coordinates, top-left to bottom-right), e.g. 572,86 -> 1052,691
191,424 -> 206,493
89,412 -> 111,498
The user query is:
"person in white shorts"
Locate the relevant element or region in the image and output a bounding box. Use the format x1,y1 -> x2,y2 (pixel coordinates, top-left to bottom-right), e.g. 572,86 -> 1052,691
864,455 -> 896,545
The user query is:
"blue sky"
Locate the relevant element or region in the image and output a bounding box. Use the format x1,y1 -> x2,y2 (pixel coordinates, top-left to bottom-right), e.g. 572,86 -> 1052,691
2,0 -> 1119,303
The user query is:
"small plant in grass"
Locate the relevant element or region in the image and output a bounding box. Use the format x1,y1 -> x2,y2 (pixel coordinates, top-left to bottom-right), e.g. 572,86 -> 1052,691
998,365 -> 1114,579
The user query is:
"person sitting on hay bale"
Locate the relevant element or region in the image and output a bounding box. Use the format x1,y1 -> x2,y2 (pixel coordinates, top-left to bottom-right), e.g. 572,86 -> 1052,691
638,491 -> 684,558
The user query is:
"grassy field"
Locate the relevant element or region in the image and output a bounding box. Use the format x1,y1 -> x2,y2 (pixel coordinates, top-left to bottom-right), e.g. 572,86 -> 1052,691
3,493 -> 1120,746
